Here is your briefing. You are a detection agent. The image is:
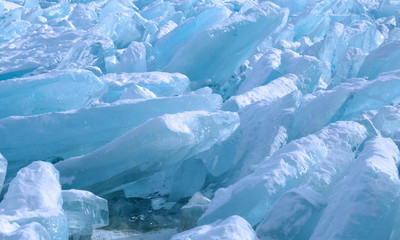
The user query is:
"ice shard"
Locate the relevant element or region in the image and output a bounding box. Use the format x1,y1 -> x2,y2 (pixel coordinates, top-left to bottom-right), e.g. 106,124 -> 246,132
0,92 -> 222,181
161,2 -> 288,97
357,41 -> 400,79
256,188 -> 326,240
62,189 -> 109,238
56,111 -> 239,193
101,71 -> 190,102
0,69 -> 107,118
222,74 -> 299,112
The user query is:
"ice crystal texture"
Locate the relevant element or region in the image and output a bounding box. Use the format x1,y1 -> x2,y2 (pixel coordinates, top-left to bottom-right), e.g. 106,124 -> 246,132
1,0 -> 400,239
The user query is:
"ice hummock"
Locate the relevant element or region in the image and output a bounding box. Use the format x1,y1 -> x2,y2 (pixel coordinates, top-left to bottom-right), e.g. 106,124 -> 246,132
3,0 -> 400,238
311,137 -> 400,239
199,121 -> 368,226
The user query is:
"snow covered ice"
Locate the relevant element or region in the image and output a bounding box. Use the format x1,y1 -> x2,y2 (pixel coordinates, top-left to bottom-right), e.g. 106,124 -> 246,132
3,0 -> 400,239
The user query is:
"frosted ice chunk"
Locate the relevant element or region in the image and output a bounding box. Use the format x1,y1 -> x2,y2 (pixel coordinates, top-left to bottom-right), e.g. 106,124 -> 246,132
62,189 -> 109,238
309,20 -> 383,74
161,2 -> 288,97
236,48 -> 282,94
372,105 -> 400,139
0,8 -> 30,42
56,111 -> 239,193
68,4 -> 97,30
343,20 -> 384,52
0,25 -> 114,80
331,47 -> 366,87
276,40 -> 301,51
280,50 -> 331,93
187,192 -> 211,206
291,71 -> 400,139
358,41 -> 400,79
223,74 -> 299,111
245,48 -> 329,94
311,137 -> 400,239
102,72 -> 190,101
0,153 -> 7,192
42,0 -> 71,21
0,69 -> 107,118
154,20 -> 178,41
0,93 -> 222,182
256,188 -> 326,240
117,41 -> 147,73
96,8 -> 157,49
304,22 -> 344,67
199,121 -> 367,226
0,161 -> 68,240
179,192 -> 210,231
171,215 -> 257,240
119,84 -> 156,100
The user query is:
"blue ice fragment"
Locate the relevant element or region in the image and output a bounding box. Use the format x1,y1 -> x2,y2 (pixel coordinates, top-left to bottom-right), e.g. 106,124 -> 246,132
357,41 -> 400,79
62,189 -> 109,238
256,188 -> 326,240
56,111 -> 239,194
101,72 -> 190,102
162,2 -> 289,98
0,92 -> 222,182
0,69 -> 107,118
153,6 -> 232,69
